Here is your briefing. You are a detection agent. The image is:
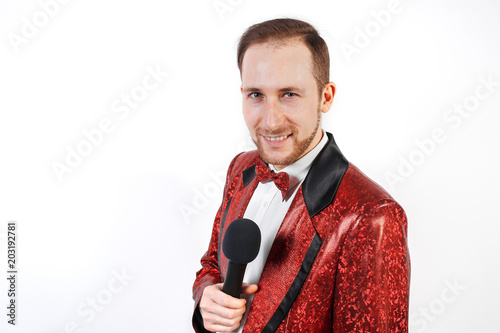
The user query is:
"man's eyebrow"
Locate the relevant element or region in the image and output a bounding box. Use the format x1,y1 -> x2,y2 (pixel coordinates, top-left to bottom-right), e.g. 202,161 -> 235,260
241,86 -> 304,93
278,86 -> 303,93
242,87 -> 261,93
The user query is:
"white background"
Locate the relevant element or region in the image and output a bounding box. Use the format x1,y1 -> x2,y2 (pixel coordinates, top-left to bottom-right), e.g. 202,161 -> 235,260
0,0 -> 499,332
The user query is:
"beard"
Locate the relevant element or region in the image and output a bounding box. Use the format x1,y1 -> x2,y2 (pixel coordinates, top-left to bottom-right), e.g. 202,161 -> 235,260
253,109 -> 321,168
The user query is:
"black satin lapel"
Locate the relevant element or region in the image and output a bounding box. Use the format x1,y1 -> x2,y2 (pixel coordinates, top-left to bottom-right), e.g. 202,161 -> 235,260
242,164 -> 256,187
302,132 -> 349,218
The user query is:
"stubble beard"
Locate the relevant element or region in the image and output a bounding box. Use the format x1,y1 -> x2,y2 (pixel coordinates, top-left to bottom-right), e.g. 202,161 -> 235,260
254,109 -> 322,168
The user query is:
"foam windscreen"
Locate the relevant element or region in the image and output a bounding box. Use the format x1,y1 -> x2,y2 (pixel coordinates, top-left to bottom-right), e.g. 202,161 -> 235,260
222,218 -> 261,264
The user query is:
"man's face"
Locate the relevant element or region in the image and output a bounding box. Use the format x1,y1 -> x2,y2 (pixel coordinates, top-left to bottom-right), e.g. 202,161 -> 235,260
241,41 -> 333,170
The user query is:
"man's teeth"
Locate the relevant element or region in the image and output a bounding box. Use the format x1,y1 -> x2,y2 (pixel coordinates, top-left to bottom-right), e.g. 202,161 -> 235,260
266,135 -> 288,141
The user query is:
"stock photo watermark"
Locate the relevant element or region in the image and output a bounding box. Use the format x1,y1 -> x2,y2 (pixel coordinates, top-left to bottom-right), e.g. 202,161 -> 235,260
56,268 -> 134,333
51,64 -> 168,182
7,0 -> 72,54
410,277 -> 466,332
179,137 -> 255,224
384,74 -> 499,191
339,0 -> 414,64
5,221 -> 18,325
212,0 -> 244,21
179,170 -> 226,224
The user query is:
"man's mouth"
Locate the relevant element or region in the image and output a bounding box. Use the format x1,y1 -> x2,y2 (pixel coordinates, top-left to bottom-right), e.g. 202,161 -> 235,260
264,135 -> 290,142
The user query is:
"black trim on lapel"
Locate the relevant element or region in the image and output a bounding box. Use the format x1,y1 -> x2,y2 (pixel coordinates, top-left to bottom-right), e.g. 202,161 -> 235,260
262,234 -> 323,333
242,164 -> 256,187
302,132 -> 349,218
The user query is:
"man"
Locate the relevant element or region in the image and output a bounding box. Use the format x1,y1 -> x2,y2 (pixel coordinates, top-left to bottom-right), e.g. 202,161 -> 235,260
192,18 -> 410,332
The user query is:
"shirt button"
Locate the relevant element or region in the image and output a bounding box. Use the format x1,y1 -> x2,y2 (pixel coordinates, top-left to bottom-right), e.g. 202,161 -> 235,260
263,202 -> 269,207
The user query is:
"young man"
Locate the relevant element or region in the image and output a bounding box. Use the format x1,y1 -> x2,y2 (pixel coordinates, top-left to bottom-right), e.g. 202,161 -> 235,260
192,18 -> 410,332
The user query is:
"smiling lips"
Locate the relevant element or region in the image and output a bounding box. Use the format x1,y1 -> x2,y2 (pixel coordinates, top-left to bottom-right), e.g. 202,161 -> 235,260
263,134 -> 291,142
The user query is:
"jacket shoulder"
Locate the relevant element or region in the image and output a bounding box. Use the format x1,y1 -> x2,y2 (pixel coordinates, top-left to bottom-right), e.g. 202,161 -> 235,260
339,163 -> 397,206
335,163 -> 407,231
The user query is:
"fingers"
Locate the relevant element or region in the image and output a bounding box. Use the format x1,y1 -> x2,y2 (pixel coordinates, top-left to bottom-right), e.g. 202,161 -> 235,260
199,283 -> 247,332
241,283 -> 258,295
210,284 -> 246,309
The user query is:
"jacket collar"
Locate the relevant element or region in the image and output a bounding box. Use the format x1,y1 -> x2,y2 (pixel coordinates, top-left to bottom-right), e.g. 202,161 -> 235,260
242,132 -> 349,218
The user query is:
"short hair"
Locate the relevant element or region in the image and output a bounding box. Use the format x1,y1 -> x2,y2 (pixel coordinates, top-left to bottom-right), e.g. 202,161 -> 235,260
237,18 -> 330,96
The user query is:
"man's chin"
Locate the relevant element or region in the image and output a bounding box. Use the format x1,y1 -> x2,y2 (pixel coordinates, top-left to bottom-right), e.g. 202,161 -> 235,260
255,140 -> 299,167
259,151 -> 293,167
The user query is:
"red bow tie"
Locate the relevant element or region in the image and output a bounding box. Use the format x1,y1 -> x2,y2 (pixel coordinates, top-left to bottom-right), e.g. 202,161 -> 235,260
255,159 -> 290,200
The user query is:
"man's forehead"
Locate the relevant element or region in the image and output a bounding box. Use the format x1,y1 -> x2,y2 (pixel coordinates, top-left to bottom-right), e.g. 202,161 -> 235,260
241,40 -> 314,88
242,39 -> 312,64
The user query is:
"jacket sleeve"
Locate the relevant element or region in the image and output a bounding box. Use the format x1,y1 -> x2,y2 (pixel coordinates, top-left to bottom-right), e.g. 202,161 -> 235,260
191,154 -> 242,333
333,200 -> 410,332
191,205 -> 223,333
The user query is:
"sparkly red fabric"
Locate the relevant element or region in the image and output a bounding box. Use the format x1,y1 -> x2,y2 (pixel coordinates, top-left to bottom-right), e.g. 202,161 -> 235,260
255,158 -> 290,200
193,149 -> 410,332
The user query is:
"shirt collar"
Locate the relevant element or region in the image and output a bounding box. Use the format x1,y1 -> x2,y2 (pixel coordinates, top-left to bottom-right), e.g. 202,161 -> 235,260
270,130 -> 328,191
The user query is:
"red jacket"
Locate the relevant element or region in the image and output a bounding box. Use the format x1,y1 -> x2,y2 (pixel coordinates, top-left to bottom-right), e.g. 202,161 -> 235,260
193,133 -> 410,332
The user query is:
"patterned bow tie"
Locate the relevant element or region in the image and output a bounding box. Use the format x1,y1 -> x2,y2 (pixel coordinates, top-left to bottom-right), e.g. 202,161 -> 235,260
255,159 -> 290,200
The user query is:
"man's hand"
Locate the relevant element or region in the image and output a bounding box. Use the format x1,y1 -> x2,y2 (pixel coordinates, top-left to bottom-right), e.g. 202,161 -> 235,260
199,283 -> 258,332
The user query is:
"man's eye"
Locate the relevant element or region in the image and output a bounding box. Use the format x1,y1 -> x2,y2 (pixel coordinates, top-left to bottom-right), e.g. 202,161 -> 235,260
284,92 -> 296,97
249,92 -> 262,98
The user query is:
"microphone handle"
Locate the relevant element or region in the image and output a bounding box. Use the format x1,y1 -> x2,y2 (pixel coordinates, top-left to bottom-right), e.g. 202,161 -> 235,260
222,261 -> 247,298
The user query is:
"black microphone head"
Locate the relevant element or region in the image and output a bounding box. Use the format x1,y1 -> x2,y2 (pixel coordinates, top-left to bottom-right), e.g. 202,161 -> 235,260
222,218 -> 261,264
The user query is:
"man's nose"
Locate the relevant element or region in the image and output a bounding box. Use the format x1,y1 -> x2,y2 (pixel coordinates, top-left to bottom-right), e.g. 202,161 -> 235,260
262,99 -> 284,131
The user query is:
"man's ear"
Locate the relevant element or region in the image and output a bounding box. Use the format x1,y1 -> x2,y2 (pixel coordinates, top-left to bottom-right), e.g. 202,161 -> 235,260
321,82 -> 336,114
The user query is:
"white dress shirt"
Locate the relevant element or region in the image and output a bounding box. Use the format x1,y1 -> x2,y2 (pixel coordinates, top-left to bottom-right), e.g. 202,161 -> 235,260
232,131 -> 328,333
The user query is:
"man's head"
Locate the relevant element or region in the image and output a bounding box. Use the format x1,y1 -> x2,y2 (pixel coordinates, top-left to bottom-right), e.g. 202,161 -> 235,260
237,18 -> 330,98
238,18 -> 335,170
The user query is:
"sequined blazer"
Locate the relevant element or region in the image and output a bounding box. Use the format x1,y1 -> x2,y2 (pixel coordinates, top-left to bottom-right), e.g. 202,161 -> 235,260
192,132 -> 410,332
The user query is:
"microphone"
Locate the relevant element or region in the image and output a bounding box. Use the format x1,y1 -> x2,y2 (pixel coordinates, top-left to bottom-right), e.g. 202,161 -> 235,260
222,218 -> 261,298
